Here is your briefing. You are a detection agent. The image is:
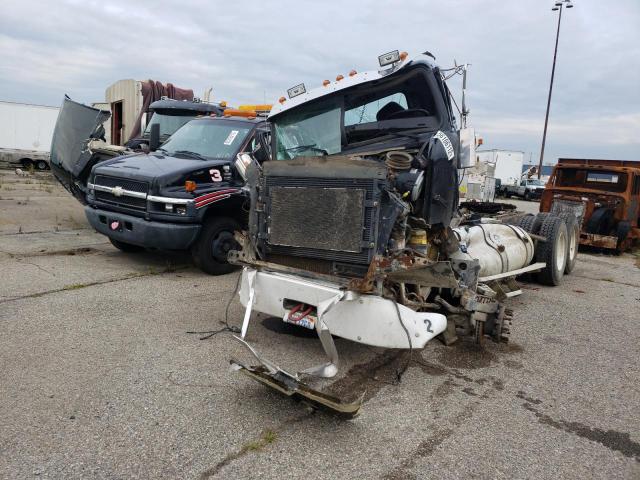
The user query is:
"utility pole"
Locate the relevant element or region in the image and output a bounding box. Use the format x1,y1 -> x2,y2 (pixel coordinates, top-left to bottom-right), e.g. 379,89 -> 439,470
538,0 -> 574,179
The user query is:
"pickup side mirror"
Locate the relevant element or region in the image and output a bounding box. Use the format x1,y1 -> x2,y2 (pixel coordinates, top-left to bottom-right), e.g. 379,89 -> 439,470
458,127 -> 476,169
148,123 -> 160,152
235,153 -> 254,180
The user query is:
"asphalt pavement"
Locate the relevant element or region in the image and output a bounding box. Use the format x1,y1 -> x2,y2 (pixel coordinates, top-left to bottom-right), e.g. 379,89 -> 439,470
1,174 -> 638,479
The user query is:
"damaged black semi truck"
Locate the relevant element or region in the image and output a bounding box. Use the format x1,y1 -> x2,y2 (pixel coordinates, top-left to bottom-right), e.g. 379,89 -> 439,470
228,51 -> 575,415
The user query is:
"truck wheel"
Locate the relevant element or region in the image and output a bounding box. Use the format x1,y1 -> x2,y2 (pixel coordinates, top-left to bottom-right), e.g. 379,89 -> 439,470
515,214 -> 536,233
35,160 -> 48,170
109,238 -> 145,253
192,217 -> 240,275
615,221 -> 631,255
524,190 -> 531,201
560,214 -> 579,274
535,216 -> 568,286
531,212 -> 551,235
20,159 -> 33,169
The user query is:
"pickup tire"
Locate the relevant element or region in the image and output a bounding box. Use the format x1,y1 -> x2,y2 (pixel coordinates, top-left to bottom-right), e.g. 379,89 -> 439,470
109,238 -> 145,253
524,190 -> 531,201
191,216 -> 240,275
35,160 -> 48,170
535,215 -> 568,286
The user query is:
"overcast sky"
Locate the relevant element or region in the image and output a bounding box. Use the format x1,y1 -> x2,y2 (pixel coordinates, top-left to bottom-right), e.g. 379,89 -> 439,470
1,0 -> 638,163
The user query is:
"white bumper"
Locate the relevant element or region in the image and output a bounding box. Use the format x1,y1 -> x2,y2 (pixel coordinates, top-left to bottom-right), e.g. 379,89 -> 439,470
239,268 -> 447,349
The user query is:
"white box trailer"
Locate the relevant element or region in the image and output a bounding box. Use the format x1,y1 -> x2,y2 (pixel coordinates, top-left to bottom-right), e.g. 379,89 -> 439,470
0,100 -> 60,169
477,149 -> 524,191
0,101 -> 60,152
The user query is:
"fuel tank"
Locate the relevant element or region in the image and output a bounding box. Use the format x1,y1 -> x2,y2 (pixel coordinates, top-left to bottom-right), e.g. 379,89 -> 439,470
451,223 -> 534,277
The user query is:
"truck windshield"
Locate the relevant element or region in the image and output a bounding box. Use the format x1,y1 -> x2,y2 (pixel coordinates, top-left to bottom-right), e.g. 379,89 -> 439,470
274,100 -> 341,160
144,113 -> 195,138
527,179 -> 543,186
159,120 -> 250,159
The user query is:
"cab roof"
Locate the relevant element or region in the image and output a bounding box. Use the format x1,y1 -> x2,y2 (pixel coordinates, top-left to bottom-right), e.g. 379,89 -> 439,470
269,53 -> 439,119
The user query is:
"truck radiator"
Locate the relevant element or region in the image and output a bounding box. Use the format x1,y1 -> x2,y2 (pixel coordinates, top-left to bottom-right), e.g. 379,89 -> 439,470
263,176 -> 382,265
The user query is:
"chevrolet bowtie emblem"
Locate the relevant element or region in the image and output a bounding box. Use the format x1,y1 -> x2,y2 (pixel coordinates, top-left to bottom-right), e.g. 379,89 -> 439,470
112,186 -> 124,197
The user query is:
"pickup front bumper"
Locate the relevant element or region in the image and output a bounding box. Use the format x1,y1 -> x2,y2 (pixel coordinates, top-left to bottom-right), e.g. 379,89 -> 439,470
85,206 -> 201,249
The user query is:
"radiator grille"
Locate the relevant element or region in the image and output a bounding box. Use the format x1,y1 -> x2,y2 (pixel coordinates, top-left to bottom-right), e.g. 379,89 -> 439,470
93,175 -> 149,211
94,175 -> 148,193
264,176 -> 381,264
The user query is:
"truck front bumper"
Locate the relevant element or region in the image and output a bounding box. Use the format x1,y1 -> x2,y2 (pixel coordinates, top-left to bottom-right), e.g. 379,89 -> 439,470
238,268 -> 447,350
85,207 -> 201,250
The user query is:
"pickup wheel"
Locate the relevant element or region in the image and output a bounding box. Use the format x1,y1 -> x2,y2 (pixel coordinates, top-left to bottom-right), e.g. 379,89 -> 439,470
35,160 -> 48,170
524,190 -> 531,201
535,216 -> 568,286
192,217 -> 240,275
109,238 -> 145,253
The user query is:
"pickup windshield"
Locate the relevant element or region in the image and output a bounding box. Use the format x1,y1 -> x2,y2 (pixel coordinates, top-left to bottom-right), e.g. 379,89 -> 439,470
143,113 -> 195,138
159,120 -> 250,159
527,179 -> 544,186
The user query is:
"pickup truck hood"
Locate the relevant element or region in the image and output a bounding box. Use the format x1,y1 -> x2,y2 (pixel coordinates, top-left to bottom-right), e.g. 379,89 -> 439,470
50,97 -> 113,202
93,152 -> 233,187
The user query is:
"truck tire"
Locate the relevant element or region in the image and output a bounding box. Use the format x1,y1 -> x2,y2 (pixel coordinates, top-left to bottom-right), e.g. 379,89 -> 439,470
531,212 -> 551,235
191,217 -> 240,275
535,216 -> 568,286
109,238 -> 145,253
515,214 -> 536,233
524,190 -> 531,201
35,160 -> 48,170
20,158 -> 33,169
560,214 -> 579,274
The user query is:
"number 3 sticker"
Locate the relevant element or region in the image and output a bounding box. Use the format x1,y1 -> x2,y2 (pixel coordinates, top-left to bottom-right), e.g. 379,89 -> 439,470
209,169 -> 222,182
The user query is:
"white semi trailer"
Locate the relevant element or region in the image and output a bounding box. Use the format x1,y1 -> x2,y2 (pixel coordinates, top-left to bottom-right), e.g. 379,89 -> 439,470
477,149 -> 524,195
0,100 -> 60,169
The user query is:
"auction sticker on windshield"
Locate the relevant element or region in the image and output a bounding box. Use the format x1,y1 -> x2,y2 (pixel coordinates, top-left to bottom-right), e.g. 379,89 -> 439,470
224,130 -> 239,145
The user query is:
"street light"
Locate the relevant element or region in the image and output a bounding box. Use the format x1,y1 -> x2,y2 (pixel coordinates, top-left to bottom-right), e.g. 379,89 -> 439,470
537,0 -> 574,179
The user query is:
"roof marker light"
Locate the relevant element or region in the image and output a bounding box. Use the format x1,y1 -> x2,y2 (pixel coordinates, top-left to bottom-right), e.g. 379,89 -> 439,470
322,80 -> 330,86
349,70 -> 357,77
336,74 -> 344,81
378,50 -> 400,67
287,83 -> 306,99
399,51 -> 408,61
279,96 -> 286,104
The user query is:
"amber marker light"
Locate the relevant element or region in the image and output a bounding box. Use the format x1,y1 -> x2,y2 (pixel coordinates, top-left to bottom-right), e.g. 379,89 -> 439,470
322,80 -> 330,86
336,74 -> 344,81
185,181 -> 197,192
399,51 -> 408,61
349,70 -> 357,77
279,96 -> 286,104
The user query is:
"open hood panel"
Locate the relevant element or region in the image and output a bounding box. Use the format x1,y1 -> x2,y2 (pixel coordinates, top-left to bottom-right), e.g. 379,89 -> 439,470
50,97 -> 112,203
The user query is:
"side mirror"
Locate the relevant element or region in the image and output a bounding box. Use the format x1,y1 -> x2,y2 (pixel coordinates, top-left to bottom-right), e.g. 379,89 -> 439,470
458,127 -> 476,169
149,123 -> 160,152
235,153 -> 254,180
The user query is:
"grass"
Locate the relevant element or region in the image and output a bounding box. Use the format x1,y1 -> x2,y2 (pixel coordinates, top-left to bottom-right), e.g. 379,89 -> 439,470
243,430 -> 278,451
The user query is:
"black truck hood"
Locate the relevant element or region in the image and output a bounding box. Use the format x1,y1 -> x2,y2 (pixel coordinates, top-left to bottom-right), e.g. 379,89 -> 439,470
93,152 -> 233,187
50,97 -> 111,201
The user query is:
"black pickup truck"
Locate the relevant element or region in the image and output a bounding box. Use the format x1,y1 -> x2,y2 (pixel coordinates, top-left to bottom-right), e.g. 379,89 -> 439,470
50,98 -> 270,274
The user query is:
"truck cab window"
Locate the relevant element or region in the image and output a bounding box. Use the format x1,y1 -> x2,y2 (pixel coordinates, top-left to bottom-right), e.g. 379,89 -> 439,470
344,93 -> 408,126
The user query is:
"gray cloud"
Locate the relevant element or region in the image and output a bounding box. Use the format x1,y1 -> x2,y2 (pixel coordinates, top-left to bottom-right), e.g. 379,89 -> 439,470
1,0 -> 638,163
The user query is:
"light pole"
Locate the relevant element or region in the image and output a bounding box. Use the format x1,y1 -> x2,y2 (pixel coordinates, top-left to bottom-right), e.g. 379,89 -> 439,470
538,0 -> 574,179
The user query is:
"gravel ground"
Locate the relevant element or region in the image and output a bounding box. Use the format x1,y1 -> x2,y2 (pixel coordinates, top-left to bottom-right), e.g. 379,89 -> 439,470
0,171 -> 638,479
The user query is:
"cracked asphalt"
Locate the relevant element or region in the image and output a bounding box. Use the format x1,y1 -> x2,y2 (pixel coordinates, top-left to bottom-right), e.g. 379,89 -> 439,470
1,172 -> 639,479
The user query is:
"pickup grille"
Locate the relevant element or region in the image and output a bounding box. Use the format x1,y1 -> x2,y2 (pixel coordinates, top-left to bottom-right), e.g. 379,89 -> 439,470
93,175 -> 149,211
